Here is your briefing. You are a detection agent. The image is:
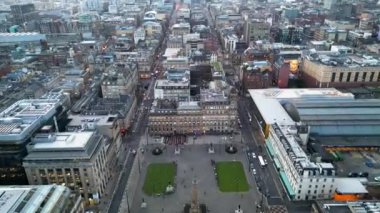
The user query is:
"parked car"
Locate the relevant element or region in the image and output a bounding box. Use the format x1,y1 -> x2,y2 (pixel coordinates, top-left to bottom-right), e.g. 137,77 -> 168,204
374,176 -> 380,182
359,172 -> 369,178
348,172 -> 358,177
250,163 -> 254,170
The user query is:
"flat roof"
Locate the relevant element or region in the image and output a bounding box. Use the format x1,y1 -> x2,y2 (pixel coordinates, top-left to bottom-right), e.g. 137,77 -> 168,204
335,178 -> 368,194
156,79 -> 189,87
248,90 -> 293,124
31,132 -> 93,150
248,88 -> 354,101
163,48 -> 181,58
67,114 -> 117,127
0,185 -> 68,213
0,99 -> 61,142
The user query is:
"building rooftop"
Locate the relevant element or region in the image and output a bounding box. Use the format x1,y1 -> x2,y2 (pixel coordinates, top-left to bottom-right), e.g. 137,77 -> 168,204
336,178 -> 368,194
306,50 -> 380,67
67,114 -> 117,129
178,101 -> 200,110
25,132 -> 103,160
0,185 -> 75,213
156,79 -> 189,88
248,90 -> 294,124
0,33 -> 46,43
0,99 -> 62,143
30,132 -> 93,150
314,200 -> 380,213
249,88 -> 354,101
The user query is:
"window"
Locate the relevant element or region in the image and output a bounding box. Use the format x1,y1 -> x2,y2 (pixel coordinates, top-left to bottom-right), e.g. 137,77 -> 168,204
370,72 -> 375,81
346,72 -> 351,82
377,73 -> 380,82
339,73 -> 344,82
315,185 -> 318,188
321,190 -> 324,193
322,185 -> 325,188
331,72 -> 336,82
362,72 -> 367,81
314,190 -> 317,194
323,178 -> 327,182
354,72 -> 359,82
307,190 -> 311,193
298,190 -> 301,193
329,189 -> 332,193
316,179 -> 319,182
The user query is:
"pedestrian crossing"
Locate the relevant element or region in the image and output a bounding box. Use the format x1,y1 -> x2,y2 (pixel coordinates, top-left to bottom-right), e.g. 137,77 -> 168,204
269,205 -> 288,213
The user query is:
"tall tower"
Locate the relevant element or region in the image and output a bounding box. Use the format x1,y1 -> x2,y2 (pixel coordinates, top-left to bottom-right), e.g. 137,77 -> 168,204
190,179 -> 200,213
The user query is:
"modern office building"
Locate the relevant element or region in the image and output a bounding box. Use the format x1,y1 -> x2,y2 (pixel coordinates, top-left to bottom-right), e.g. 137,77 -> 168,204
23,132 -> 109,204
0,98 -> 65,185
0,185 -> 83,213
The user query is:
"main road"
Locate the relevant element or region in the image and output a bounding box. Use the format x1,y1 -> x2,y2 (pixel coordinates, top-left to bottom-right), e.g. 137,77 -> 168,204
238,96 -> 312,212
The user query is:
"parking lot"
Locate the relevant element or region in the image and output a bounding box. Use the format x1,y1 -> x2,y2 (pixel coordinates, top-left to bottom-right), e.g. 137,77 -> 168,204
335,151 -> 380,181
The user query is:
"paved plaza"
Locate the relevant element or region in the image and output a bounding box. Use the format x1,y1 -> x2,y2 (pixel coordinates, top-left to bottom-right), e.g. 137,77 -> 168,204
130,142 -> 263,213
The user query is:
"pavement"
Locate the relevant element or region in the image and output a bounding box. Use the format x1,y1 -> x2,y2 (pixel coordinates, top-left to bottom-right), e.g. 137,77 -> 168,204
130,143 -> 262,213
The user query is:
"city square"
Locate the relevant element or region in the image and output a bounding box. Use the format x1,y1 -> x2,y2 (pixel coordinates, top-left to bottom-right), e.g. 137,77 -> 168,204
131,142 -> 262,213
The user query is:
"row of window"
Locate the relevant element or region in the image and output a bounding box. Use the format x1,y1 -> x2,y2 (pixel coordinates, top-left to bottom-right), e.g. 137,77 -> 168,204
298,189 -> 333,194
331,71 -> 380,83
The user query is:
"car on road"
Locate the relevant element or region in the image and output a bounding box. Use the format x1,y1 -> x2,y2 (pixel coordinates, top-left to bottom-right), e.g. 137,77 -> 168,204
250,163 -> 254,170
252,169 -> 256,175
252,152 -> 256,158
348,172 -> 358,177
374,176 -> 380,182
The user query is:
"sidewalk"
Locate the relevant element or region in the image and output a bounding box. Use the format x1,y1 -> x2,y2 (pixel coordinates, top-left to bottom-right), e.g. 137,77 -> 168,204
98,144 -> 131,212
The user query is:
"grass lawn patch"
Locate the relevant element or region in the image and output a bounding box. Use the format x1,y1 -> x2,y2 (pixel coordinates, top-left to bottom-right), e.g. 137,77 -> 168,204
216,161 -> 249,192
143,163 -> 176,195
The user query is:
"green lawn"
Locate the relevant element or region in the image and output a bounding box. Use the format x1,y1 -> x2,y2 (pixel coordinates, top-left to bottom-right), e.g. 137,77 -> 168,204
216,161 -> 249,192
143,163 -> 176,195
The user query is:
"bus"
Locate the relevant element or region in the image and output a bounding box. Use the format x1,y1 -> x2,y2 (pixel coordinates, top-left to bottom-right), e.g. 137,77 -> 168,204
258,156 -> 266,168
